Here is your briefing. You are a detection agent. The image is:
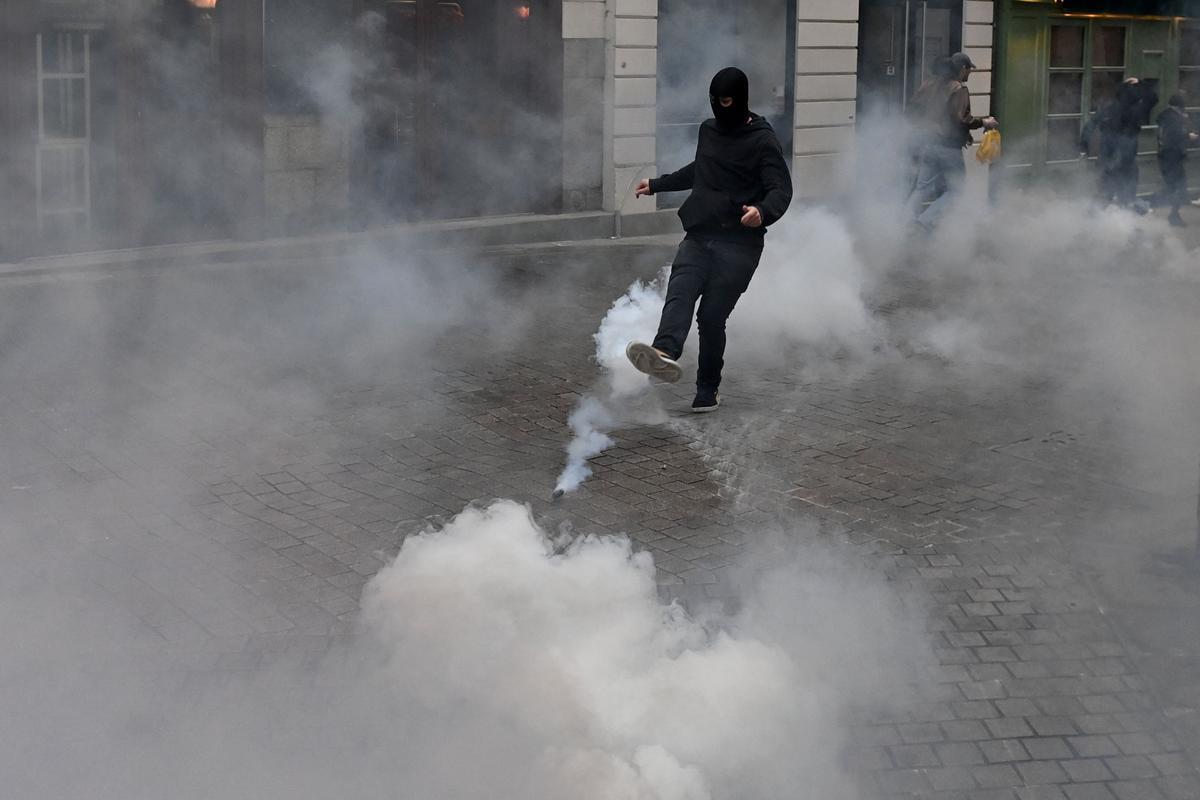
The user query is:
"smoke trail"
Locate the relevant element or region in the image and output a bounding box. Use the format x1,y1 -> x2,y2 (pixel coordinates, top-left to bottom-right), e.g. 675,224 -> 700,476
555,268 -> 670,495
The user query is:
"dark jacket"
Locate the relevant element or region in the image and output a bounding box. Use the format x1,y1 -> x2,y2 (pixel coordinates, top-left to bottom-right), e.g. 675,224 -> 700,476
649,114 -> 792,241
1158,106 -> 1191,162
1082,83 -> 1159,156
911,79 -> 981,148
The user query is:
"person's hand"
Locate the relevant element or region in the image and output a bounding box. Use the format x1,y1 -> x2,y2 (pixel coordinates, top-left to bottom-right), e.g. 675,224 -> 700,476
982,116 -> 999,130
634,179 -> 652,198
740,205 -> 763,228
1190,132 -> 1200,144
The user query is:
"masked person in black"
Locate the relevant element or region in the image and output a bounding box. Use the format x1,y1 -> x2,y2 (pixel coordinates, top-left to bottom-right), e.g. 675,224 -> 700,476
1080,77 -> 1158,210
625,67 -> 792,412
1157,92 -> 1198,227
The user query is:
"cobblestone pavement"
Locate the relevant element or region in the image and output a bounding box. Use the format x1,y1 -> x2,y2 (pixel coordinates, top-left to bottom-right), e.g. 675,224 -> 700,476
3,234 -> 1200,800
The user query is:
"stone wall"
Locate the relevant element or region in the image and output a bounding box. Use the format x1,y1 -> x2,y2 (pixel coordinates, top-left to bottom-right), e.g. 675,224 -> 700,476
964,0 -> 995,118
793,0 -> 860,198
262,114 -> 349,236
562,1 -> 606,212
609,0 -> 658,215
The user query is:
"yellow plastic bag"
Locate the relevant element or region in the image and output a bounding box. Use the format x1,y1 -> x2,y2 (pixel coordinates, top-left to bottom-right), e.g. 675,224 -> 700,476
976,129 -> 1002,164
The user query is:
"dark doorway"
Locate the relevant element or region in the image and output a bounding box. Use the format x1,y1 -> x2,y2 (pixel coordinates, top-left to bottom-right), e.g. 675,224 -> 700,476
132,0 -> 231,242
351,0 -> 562,225
857,0 -> 963,119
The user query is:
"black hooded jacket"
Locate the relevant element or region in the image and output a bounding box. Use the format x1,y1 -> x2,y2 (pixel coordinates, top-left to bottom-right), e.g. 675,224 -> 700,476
1158,105 -> 1191,161
648,114 -> 793,242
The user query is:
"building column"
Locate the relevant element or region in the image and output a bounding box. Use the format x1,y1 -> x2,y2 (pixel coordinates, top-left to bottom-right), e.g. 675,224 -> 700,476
606,0 -> 657,214
0,0 -> 37,258
219,0 -> 265,240
964,1 -> 995,118
562,0 -> 607,211
792,0 -> 859,199
962,1 -> 995,197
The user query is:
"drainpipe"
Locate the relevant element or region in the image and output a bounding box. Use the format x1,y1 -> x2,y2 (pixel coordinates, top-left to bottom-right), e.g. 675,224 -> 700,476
612,164 -> 656,239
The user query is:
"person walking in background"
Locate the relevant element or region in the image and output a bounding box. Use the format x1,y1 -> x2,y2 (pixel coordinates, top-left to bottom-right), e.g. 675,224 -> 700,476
1157,92 -> 1198,227
1080,77 -> 1159,211
906,56 -> 957,196
625,67 -> 792,413
907,52 -> 998,232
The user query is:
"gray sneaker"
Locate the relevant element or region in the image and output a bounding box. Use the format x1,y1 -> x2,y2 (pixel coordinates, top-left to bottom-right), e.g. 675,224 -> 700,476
625,342 -> 682,383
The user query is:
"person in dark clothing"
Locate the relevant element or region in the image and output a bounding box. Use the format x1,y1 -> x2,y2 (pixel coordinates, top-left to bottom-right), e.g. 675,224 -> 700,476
906,56 -> 958,196
625,67 -> 792,412
1157,92 -> 1198,226
1080,77 -> 1159,210
907,52 -> 997,231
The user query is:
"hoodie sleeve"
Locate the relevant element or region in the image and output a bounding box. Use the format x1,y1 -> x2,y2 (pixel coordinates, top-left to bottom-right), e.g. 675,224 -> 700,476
648,162 -> 695,194
755,133 -> 792,227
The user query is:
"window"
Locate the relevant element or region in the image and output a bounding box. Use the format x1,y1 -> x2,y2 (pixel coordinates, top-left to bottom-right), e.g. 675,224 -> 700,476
1045,21 -> 1126,163
1091,26 -> 1125,111
1047,24 -> 1086,161
36,31 -> 92,235
1181,23 -> 1200,112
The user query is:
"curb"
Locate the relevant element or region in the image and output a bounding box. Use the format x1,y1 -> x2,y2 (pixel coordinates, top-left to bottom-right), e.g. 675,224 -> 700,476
0,209 -> 684,278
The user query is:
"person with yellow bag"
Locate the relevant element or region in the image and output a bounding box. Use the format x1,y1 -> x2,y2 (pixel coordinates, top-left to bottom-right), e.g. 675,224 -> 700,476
908,52 -> 998,231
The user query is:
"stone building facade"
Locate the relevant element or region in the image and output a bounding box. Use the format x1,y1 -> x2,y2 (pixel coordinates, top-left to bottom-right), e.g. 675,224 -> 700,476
0,1 -> 1001,256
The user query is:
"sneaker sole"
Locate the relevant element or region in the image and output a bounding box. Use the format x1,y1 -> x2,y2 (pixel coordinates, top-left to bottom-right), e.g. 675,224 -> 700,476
690,403 -> 720,413
626,342 -> 682,384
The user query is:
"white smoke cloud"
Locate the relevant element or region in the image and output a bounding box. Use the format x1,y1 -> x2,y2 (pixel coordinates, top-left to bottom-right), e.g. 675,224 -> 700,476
733,208 -> 882,361
358,499 -> 873,800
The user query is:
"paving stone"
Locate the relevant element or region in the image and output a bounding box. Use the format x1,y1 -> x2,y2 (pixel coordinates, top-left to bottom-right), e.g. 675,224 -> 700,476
943,720 -> 993,742
1024,737 -> 1075,760
1108,781 -> 1167,800
1063,786 -> 1118,800
891,744 -> 942,768
1017,788 -> 1069,800
1061,759 -> 1117,782
1104,757 -> 1161,781
928,766 -> 979,791
981,739 -> 1031,763
972,764 -> 1021,788
1070,736 -> 1122,758
986,718 -> 1036,739
1017,760 -> 1072,785
1153,775 -> 1200,799
936,742 -> 987,766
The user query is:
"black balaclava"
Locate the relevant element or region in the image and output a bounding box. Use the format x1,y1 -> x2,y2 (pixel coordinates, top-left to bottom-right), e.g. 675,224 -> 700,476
709,67 -> 750,131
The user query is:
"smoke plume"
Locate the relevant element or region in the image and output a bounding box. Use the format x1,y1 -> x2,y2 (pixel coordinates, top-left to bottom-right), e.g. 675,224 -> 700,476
555,268 -> 669,495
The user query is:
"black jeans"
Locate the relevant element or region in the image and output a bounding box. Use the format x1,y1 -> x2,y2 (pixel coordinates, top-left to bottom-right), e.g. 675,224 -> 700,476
1099,136 -> 1139,206
1160,155 -> 1187,212
652,234 -> 763,391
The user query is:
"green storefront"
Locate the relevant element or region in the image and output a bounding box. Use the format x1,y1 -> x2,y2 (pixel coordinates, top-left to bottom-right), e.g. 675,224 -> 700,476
996,0 -> 1200,193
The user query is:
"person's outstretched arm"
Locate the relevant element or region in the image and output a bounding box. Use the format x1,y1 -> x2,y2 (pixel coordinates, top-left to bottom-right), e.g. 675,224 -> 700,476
644,162 -> 696,195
